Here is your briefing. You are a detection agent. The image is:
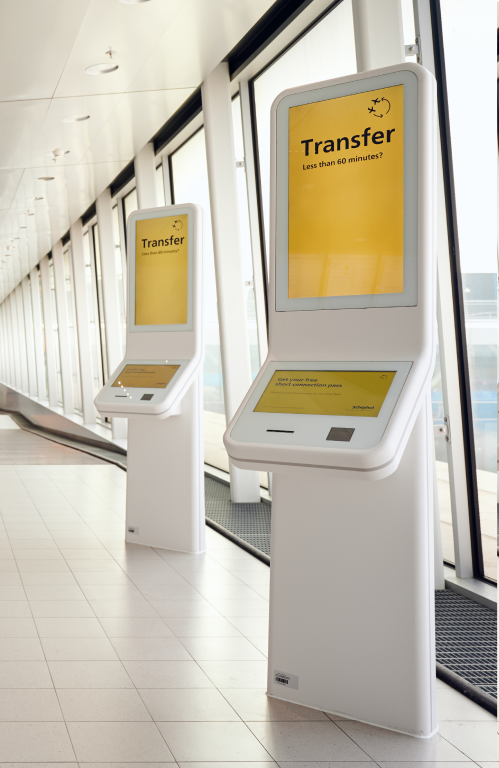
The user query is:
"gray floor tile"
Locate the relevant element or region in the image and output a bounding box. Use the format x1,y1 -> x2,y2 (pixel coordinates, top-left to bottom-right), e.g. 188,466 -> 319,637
437,721 -> 496,761
0,660 -> 53,688
29,601 -> 96,617
41,636 -> 119,660
164,616 -> 243,637
67,721 -> 174,762
0,688 -> 64,720
220,688 -> 330,721
157,721 -> 271,761
197,659 -> 268,688
138,687 -> 241,721
35,617 -> 106,637
57,687 -> 153,721
0,618 -> 38,637
123,660 -> 216,688
98,616 -> 174,637
0,637 -> 45,660
48,660 -> 134,688
247,721 -> 371,761
336,720 -> 473,761
0,722 -> 75,761
180,636 -> 267,661
110,636 -> 192,660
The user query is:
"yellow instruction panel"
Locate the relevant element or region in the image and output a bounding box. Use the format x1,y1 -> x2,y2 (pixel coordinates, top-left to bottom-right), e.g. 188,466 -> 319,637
112,365 -> 180,390
254,370 -> 396,417
288,84 -> 404,299
135,214 -> 188,326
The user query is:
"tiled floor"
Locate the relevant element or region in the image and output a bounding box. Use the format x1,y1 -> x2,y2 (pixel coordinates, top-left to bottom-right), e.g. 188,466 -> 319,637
0,454 -> 495,765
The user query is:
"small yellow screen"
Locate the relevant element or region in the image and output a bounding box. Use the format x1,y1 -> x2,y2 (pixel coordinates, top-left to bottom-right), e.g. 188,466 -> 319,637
135,214 -> 188,326
112,365 -> 180,389
254,371 -> 396,417
288,84 -> 404,299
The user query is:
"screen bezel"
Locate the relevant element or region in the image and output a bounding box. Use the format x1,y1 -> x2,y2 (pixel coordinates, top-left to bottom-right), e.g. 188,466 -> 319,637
275,70 -> 418,312
128,206 -> 194,333
111,363 -> 181,390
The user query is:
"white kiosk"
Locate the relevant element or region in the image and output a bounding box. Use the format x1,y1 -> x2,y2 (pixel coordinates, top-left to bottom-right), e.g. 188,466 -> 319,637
96,204 -> 205,554
224,64 -> 437,736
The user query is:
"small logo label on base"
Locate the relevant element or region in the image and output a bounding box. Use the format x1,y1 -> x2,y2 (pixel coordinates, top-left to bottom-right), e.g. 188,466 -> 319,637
274,670 -> 299,689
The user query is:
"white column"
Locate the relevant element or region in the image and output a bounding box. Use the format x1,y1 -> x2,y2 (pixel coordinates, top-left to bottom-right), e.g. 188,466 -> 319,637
96,188 -> 126,439
135,143 -> 158,209
0,304 -> 8,382
30,267 -> 47,403
5,298 -> 15,387
352,0 -> 405,71
52,240 -> 74,414
413,0 -> 473,577
239,80 -> 268,365
70,220 -> 96,424
39,255 -> 58,408
9,291 -> 22,389
21,276 -> 37,397
202,63 -> 261,502
15,284 -> 29,393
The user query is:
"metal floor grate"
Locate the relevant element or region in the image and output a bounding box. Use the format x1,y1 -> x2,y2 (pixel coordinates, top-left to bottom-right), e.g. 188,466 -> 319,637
205,479 -> 497,702
435,589 -> 497,699
205,477 -> 271,556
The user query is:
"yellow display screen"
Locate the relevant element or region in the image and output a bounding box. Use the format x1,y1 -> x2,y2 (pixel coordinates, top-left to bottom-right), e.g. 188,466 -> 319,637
112,364 -> 180,389
288,84 -> 404,299
135,214 -> 188,326
254,371 -> 396,417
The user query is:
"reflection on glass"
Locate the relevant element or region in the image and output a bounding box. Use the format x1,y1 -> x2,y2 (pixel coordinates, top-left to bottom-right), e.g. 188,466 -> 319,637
83,230 -> 103,400
440,0 -> 497,581
253,0 -> 357,261
49,261 -> 63,406
112,204 -> 126,355
170,128 -> 227,472
92,224 -> 109,384
63,247 -> 81,413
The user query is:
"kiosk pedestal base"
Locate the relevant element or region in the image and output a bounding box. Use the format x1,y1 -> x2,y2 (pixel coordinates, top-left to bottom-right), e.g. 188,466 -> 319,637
267,403 -> 437,737
125,375 -> 205,553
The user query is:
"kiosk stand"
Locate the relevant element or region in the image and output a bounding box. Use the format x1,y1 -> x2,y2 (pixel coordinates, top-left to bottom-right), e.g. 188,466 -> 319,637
224,63 -> 437,736
96,204 -> 205,554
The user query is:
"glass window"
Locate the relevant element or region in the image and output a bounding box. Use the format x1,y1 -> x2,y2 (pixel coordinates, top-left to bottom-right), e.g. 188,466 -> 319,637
232,94 -> 261,380
253,0 -> 357,262
156,163 -> 166,206
92,223 -> 109,384
170,129 -> 227,472
48,260 -> 63,406
83,230 -> 104,400
63,246 -> 81,413
440,0 -> 497,581
37,271 -> 48,398
112,205 -> 126,355
124,187 -> 138,222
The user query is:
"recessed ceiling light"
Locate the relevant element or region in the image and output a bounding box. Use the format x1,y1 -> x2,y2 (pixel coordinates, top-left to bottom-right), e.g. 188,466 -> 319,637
85,62 -> 119,75
63,114 -> 90,122
120,0 -> 152,3
38,176 -> 54,181
27,197 -> 44,201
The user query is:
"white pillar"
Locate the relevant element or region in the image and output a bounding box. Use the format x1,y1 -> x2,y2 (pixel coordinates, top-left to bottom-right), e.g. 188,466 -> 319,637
96,188 -> 126,439
352,0 -> 405,71
70,219 -> 96,424
30,267 -> 47,403
9,291 -> 22,389
15,284 -> 29,393
135,143 -> 158,210
21,276 -> 37,397
39,255 -> 58,408
162,156 -> 172,205
202,62 -> 261,502
5,298 -> 15,387
52,240 -> 74,414
0,304 -> 8,383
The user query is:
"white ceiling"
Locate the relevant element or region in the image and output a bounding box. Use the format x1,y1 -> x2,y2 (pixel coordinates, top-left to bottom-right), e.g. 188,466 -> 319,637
0,0 -> 275,300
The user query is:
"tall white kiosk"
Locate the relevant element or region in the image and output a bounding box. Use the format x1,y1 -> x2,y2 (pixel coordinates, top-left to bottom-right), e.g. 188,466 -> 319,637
96,204 -> 205,554
224,63 -> 437,736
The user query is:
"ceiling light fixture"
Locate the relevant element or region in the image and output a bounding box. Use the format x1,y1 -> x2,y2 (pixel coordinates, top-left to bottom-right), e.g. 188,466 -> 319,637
119,0 -> 152,3
47,148 -> 70,163
63,114 -> 90,122
27,197 -> 44,201
86,49 -> 118,75
38,176 -> 54,181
